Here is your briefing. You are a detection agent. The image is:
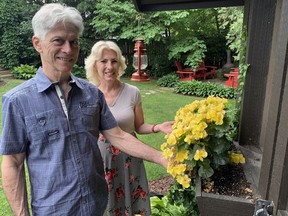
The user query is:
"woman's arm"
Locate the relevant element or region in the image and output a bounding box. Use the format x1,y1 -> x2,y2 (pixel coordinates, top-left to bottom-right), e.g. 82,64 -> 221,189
1,153 -> 30,216
134,102 -> 174,134
102,127 -> 168,169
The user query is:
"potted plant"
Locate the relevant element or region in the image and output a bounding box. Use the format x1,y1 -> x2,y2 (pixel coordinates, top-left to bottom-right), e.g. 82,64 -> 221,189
161,96 -> 255,215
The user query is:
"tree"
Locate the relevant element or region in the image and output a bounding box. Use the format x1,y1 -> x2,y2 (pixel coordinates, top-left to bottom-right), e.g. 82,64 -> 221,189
0,0 -> 39,69
0,0 -> 99,68
218,6 -> 244,62
90,1 -> 230,71
0,0 -> 243,78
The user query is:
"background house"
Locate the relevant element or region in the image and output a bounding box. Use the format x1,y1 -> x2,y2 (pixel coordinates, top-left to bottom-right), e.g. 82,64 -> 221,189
132,0 -> 288,215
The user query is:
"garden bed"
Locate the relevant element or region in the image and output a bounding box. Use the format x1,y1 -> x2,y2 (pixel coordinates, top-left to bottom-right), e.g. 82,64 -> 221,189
196,163 -> 257,216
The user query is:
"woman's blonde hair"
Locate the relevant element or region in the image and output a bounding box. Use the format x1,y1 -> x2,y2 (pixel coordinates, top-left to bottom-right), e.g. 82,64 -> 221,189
85,40 -> 127,86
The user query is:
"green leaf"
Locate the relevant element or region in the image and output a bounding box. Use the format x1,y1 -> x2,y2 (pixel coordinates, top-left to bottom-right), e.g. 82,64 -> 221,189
213,154 -> 229,166
198,163 -> 214,178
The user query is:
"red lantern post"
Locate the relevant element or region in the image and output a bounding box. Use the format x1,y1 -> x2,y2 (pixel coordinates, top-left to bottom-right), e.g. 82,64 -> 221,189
131,38 -> 149,82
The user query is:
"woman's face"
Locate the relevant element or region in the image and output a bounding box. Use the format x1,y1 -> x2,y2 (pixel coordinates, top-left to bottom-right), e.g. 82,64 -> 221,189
95,49 -> 120,82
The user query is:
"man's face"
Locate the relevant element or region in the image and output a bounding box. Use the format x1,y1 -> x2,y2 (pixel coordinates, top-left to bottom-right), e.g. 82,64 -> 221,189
33,22 -> 80,81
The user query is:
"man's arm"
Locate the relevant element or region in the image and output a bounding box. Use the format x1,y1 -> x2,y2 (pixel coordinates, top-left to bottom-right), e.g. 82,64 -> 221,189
101,126 -> 168,169
1,153 -> 30,216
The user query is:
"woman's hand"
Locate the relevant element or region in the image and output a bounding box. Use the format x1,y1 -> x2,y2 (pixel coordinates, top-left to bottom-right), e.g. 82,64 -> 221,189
156,121 -> 174,134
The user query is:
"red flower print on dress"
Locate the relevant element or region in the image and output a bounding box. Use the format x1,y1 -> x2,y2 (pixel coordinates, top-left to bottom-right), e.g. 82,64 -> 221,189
115,184 -> 125,199
125,209 -> 129,216
105,168 -> 118,184
107,184 -> 113,192
129,175 -> 135,183
110,146 -> 121,155
125,157 -> 132,169
113,208 -> 121,216
132,185 -> 147,202
106,146 -> 121,161
139,190 -> 147,199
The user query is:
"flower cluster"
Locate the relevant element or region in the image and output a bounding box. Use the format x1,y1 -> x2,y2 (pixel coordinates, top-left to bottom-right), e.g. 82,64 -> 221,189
161,96 -> 245,188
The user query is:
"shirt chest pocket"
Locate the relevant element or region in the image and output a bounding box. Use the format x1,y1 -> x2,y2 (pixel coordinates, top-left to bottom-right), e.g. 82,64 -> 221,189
79,103 -> 100,132
25,110 -> 67,145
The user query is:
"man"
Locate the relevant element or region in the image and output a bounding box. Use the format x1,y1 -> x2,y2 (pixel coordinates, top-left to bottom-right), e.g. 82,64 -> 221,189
0,3 -> 167,216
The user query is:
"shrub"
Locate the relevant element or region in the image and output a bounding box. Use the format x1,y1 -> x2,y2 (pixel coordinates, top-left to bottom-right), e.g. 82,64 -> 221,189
11,64 -> 37,79
174,80 -> 236,99
157,74 -> 180,87
72,64 -> 86,78
167,182 -> 199,216
150,195 -> 187,216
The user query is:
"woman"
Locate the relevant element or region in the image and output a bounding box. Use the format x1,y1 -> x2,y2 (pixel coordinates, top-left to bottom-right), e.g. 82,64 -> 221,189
85,40 -> 173,216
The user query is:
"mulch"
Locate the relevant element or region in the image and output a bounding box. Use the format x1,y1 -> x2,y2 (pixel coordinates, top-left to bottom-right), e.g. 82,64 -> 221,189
202,164 -> 254,199
148,176 -> 175,196
148,164 -> 256,200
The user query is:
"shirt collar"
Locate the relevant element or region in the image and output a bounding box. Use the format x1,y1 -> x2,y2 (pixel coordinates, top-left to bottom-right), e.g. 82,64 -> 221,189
34,67 -> 85,92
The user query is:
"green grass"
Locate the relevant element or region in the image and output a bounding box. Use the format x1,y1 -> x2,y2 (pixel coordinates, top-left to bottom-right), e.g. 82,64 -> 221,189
0,77 -> 216,214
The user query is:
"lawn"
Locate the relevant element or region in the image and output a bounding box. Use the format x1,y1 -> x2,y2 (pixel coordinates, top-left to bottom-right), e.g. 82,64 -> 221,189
0,77 -> 201,215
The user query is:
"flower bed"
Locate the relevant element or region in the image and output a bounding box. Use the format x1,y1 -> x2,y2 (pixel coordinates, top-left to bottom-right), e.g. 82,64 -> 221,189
196,181 -> 255,216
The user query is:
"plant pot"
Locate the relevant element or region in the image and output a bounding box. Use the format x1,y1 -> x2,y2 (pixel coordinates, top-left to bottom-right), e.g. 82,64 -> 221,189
195,178 -> 255,216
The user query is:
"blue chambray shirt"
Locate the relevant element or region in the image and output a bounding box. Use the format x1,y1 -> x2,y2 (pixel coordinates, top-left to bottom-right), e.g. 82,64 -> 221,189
0,68 -> 117,215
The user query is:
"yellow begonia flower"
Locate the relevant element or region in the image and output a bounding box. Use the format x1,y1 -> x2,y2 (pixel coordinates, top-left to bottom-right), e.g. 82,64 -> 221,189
173,128 -> 185,138
162,148 -> 174,159
214,112 -> 224,125
176,174 -> 191,188
229,152 -> 246,164
193,114 -> 203,123
207,110 -> 217,120
215,103 -> 225,111
194,148 -> 208,161
167,162 -> 176,177
160,143 -> 168,151
167,134 -> 177,145
167,163 -> 186,177
193,130 -> 207,140
175,150 -> 189,162
173,164 -> 187,175
184,134 -> 194,144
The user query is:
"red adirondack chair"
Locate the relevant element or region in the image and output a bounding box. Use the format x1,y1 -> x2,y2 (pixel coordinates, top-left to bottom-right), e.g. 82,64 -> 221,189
175,60 -> 217,81
175,60 -> 207,81
224,68 -> 239,88
198,61 -> 217,79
